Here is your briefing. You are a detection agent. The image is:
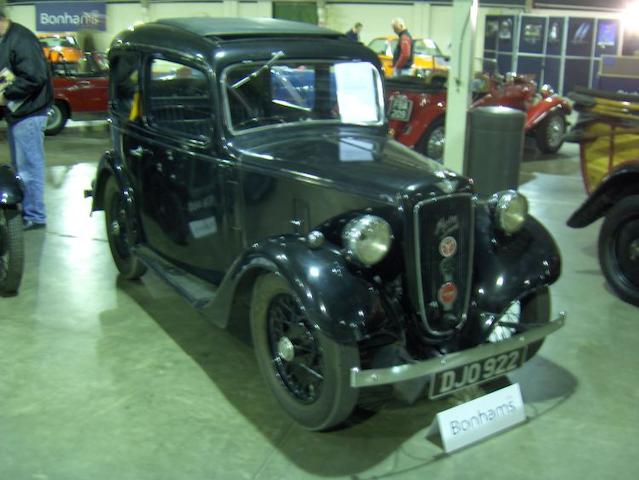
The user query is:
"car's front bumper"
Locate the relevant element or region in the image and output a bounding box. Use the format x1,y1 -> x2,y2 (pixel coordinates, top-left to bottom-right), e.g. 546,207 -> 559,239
350,311 -> 566,388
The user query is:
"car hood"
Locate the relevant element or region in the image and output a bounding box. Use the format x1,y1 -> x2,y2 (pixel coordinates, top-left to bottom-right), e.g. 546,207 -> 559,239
232,129 -> 471,204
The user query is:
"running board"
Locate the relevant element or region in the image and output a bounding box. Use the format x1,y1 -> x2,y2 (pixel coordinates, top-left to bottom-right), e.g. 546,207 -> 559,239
134,246 -> 217,309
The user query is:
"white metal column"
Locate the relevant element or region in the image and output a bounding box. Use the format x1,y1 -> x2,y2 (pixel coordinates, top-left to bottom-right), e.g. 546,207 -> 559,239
443,0 -> 478,175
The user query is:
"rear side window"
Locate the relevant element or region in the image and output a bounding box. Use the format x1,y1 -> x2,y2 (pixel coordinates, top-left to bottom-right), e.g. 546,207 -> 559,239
110,51 -> 141,120
147,58 -> 213,142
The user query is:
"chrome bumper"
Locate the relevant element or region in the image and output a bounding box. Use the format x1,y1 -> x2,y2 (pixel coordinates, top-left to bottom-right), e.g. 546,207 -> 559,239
350,311 -> 566,388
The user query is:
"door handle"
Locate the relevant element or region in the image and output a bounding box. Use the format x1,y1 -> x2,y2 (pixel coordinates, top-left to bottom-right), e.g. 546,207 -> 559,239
77,81 -> 92,87
129,146 -> 150,159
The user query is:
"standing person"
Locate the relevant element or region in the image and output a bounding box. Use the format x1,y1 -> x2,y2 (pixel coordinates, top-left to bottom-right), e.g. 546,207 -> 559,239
345,22 -> 363,42
391,18 -> 414,77
0,8 -> 53,230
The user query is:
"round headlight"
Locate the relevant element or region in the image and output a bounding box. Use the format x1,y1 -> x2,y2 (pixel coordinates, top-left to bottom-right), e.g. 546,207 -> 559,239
343,215 -> 393,267
540,84 -> 555,97
491,190 -> 528,234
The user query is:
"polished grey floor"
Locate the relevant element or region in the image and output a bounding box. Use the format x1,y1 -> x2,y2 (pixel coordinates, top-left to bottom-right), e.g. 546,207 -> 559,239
1,125 -> 637,479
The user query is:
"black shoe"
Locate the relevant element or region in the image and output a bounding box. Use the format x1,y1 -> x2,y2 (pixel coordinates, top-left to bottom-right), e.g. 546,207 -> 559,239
23,220 -> 46,231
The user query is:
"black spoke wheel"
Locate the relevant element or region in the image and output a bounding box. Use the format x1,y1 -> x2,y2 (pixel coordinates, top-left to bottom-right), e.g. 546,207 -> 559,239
104,177 -> 146,280
0,208 -> 24,295
487,287 -> 551,360
250,273 -> 359,431
598,195 -> 639,306
535,112 -> 565,154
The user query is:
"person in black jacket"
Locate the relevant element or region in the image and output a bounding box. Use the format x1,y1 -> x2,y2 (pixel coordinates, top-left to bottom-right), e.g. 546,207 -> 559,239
345,23 -> 362,42
0,8 -> 53,230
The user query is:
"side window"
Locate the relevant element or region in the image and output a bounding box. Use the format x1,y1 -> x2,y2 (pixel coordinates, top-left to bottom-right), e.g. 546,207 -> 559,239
111,51 -> 141,120
147,58 -> 212,141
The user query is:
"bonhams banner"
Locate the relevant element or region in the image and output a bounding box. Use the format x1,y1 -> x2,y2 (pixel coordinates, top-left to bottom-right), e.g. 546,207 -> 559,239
36,2 -> 107,32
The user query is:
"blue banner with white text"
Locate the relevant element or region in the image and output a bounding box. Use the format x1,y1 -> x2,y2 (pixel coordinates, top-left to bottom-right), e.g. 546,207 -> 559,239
35,2 -> 106,32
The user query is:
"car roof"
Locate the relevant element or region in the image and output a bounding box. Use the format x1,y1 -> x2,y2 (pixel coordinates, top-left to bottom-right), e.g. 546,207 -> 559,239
153,17 -> 343,40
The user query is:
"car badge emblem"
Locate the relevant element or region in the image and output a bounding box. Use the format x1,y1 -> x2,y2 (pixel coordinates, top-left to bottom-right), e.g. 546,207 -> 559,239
438,282 -> 458,307
439,236 -> 457,258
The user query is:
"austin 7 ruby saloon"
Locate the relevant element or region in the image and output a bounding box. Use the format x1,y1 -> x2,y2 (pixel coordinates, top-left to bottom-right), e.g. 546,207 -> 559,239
387,73 -> 572,161
89,18 -> 565,430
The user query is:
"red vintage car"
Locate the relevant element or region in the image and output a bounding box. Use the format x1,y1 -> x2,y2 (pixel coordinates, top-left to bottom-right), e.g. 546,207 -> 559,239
386,73 -> 572,161
47,53 -> 109,135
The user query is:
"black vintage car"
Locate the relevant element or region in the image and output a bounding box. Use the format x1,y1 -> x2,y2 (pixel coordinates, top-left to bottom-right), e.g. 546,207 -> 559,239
90,18 -> 565,430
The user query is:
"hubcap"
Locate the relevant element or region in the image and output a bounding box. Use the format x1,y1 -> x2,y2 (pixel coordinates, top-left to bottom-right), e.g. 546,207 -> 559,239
110,220 -> 121,237
614,219 -> 639,288
546,116 -> 564,148
47,106 -> 61,129
630,239 -> 639,262
427,126 -> 446,161
277,336 -> 295,362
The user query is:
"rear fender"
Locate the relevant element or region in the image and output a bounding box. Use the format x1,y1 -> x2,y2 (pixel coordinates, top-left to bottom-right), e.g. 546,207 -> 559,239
526,98 -> 571,131
204,235 -> 393,345
472,205 -> 561,314
0,165 -> 24,206
567,164 -> 639,228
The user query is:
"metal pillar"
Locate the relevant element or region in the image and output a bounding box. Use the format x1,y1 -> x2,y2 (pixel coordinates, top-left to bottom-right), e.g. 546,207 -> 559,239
443,0 -> 478,175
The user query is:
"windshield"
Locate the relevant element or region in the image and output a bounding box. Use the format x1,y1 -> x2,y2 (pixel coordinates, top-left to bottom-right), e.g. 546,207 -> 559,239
39,36 -> 79,49
389,39 -> 443,57
224,60 -> 384,134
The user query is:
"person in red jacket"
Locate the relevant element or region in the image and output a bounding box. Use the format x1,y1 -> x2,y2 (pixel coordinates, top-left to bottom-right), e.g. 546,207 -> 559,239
391,18 -> 414,77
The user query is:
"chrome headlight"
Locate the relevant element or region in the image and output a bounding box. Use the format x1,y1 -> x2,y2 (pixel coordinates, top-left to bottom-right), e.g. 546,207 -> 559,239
490,190 -> 528,234
343,215 -> 393,267
540,84 -> 555,98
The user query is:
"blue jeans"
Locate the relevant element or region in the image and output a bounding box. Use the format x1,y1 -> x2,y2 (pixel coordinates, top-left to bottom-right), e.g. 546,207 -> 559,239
8,115 -> 48,224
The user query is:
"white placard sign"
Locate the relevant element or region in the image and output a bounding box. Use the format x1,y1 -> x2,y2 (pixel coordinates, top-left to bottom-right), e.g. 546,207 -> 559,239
428,383 -> 526,453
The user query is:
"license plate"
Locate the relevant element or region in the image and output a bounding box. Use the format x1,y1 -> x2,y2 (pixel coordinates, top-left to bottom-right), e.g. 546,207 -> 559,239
428,347 -> 527,399
388,95 -> 413,122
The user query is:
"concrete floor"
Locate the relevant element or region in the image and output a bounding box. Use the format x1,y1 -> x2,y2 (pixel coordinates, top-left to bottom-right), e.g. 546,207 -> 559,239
0,125 -> 637,480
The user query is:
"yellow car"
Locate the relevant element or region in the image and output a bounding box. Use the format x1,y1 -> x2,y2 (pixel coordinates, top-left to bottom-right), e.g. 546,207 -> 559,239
38,33 -> 83,63
367,36 -> 449,77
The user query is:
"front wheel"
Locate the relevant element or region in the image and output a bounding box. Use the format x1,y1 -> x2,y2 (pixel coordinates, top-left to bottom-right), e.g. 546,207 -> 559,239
250,273 -> 360,431
0,207 -> 24,295
45,101 -> 69,136
535,112 -> 565,154
416,118 -> 445,162
487,287 -> 551,359
598,195 -> 639,306
104,176 -> 147,280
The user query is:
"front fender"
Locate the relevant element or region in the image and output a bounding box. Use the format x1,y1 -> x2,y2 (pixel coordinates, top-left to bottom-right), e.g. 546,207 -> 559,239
472,205 -> 561,314
525,98 -> 571,131
0,165 -> 24,206
207,235 -> 391,344
567,164 -> 639,228
91,150 -> 128,212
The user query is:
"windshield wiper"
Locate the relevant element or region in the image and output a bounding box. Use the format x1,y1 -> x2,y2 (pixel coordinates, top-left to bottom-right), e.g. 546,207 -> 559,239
230,50 -> 285,89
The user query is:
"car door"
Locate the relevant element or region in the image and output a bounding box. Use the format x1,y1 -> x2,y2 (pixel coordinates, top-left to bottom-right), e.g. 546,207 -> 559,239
128,55 -> 231,281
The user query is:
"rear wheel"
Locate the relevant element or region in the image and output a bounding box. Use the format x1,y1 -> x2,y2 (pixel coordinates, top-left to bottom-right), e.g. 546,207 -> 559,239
416,118 -> 445,162
0,208 -> 24,295
45,101 -> 69,136
535,112 -> 565,154
104,177 -> 146,280
250,273 -> 359,431
487,287 -> 551,359
598,195 -> 639,306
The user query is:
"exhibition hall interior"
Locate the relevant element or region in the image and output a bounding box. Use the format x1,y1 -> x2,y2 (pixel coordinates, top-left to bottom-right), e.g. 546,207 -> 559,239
1,0 -> 638,478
